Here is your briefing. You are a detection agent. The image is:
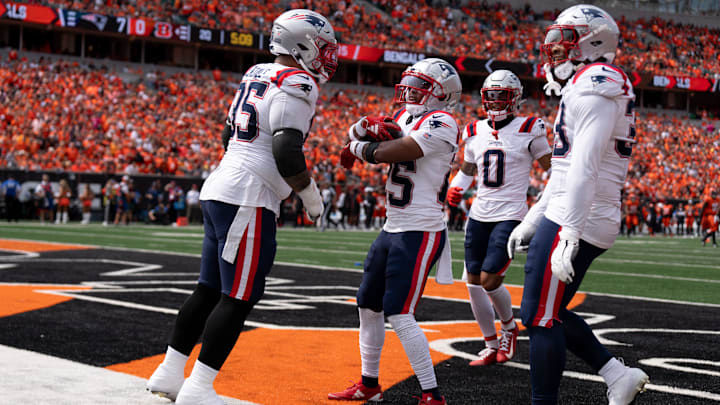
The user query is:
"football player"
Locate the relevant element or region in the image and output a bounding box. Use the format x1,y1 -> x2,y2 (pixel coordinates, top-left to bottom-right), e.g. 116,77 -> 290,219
506,5 -> 649,404
147,9 -> 337,405
446,69 -> 551,366
329,58 -> 462,405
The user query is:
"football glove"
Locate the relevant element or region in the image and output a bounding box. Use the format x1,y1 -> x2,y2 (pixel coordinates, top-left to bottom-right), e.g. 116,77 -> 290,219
297,178 -> 324,222
340,144 -> 359,170
506,220 -> 538,259
353,116 -> 402,142
447,186 -> 464,207
550,229 -> 580,284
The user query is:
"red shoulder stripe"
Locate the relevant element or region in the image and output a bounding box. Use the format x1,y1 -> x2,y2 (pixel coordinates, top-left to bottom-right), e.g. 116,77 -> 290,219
520,117 -> 537,132
412,110 -> 453,131
393,108 -> 406,121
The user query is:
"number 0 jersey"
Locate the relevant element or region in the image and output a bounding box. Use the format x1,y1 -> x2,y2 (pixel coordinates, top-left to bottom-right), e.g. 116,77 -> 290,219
200,63 -> 318,215
538,63 -> 636,249
384,108 -> 460,233
461,117 -> 551,222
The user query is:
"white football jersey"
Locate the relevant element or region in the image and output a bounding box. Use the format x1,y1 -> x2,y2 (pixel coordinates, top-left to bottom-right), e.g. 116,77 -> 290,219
383,108 -> 460,233
462,116 -> 551,222
543,63 -> 636,249
200,63 -> 318,215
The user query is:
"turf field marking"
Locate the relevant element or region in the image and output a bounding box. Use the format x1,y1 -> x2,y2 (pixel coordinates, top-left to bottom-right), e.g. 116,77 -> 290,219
588,270 -> 720,283
583,291 -> 720,308
429,337 -> 720,402
639,358 -> 720,377
591,328 -> 720,346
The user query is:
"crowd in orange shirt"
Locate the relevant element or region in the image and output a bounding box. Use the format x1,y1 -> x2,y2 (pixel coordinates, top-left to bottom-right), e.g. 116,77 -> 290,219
29,0 -> 720,77
2,57 -> 718,207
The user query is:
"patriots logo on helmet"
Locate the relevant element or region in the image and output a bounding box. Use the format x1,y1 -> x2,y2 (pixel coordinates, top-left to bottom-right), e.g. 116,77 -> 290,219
289,13 -> 326,30
581,8 -> 607,22
591,75 -> 616,86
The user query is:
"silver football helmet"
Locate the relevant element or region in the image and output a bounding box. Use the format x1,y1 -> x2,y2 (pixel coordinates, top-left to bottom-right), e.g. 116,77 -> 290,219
541,4 -> 619,80
393,58 -> 462,116
481,70 -> 522,122
269,9 -> 338,83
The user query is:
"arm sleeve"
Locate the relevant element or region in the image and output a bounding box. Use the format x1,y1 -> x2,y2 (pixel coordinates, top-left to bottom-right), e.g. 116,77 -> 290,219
268,91 -> 315,135
524,173 -> 557,227
561,94 -> 619,236
528,136 -> 552,159
463,137 -> 476,164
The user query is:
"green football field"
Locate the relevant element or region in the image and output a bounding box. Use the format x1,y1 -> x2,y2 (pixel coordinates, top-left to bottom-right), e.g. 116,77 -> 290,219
1,222 -> 718,305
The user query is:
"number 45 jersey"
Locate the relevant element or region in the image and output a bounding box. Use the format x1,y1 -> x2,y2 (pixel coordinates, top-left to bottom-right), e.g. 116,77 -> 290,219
200,63 -> 318,216
384,108 -> 460,233
462,116 -> 551,222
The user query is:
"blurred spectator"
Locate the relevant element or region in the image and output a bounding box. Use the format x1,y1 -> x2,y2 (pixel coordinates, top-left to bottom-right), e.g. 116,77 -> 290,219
186,184 -> 201,224
79,184 -> 93,224
1,175 -> 21,221
34,174 -> 54,224
55,178 -> 72,224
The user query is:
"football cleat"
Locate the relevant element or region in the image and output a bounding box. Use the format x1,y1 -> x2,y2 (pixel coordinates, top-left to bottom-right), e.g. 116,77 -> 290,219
606,366 -> 649,405
174,378 -> 225,405
469,347 -> 497,366
328,381 -> 383,401
496,325 -> 519,363
146,363 -> 184,401
416,393 -> 446,405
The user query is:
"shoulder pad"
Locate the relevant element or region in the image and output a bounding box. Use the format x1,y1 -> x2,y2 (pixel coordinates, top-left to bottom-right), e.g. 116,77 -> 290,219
518,117 -> 545,133
412,110 -> 460,144
571,63 -> 632,98
392,107 -> 406,122
272,68 -> 318,104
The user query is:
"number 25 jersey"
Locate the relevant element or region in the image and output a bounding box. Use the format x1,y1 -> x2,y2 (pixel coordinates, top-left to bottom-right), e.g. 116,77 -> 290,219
200,63 -> 318,216
384,108 -> 460,233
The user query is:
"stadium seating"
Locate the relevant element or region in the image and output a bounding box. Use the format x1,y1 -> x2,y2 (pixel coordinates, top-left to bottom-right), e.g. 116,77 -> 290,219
32,0 -> 720,77
2,56 -> 718,203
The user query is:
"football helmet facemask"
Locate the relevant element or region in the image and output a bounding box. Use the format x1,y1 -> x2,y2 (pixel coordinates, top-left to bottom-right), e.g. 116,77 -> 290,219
541,4 -> 619,81
269,9 -> 338,84
481,69 -> 522,122
394,58 -> 462,116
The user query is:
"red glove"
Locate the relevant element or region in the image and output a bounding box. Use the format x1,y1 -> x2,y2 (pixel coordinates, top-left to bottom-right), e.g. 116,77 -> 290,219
361,116 -> 402,142
340,144 -> 359,170
447,187 -> 464,207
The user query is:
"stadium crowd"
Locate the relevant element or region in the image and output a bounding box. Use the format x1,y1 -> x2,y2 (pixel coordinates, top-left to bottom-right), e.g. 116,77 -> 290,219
1,55 -> 719,236
25,0 -> 720,77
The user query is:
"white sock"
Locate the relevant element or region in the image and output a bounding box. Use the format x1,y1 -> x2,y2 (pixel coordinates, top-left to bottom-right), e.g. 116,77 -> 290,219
486,285 -> 515,330
62,212 -> 69,223
359,307 -> 385,378
599,357 -> 626,387
388,314 -> 437,390
186,360 -> 219,387
163,346 -> 189,372
467,284 -> 498,349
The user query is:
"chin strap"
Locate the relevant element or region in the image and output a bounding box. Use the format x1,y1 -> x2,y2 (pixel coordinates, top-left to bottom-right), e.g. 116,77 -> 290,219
543,64 -> 563,97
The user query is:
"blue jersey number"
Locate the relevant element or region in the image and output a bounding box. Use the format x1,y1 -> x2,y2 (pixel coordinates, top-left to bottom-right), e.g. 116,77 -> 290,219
230,81 -> 269,142
552,102 -> 570,157
482,149 -> 505,188
388,161 -> 416,208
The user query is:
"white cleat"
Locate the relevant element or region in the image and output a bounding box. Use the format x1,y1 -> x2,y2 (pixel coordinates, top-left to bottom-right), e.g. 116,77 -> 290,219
607,367 -> 649,405
146,363 -> 185,401
175,379 -> 226,405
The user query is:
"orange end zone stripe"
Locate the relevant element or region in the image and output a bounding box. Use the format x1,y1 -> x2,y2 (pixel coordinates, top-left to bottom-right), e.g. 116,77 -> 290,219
110,281 -> 586,404
0,285 -> 93,318
0,239 -> 93,252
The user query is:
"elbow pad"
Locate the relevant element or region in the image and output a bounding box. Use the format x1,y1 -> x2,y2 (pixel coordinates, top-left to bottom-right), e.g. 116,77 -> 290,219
272,128 -> 307,178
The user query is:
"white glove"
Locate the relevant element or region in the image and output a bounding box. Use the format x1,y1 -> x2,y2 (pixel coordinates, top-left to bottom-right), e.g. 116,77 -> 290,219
543,64 -> 563,97
550,229 -> 580,284
297,178 -> 324,222
507,220 -> 538,259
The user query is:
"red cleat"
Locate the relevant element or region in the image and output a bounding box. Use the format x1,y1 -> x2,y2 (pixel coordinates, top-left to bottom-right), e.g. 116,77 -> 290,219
469,347 -> 497,366
497,325 -> 519,363
328,381 -> 383,401
417,393 -> 446,404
